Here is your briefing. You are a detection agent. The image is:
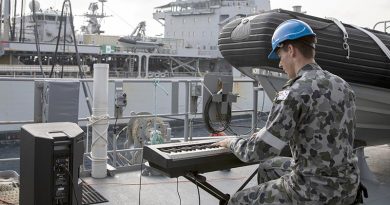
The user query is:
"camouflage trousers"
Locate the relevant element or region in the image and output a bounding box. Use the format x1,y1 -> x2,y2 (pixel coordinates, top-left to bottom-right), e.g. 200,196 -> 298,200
228,157 -> 357,205
228,157 -> 293,205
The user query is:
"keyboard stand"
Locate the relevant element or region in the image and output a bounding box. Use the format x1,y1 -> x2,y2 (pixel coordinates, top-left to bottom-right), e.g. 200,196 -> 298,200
184,169 -> 258,205
184,172 -> 230,205
236,168 -> 258,192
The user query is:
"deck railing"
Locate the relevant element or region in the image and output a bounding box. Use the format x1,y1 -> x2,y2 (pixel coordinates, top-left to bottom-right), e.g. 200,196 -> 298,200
0,77 -> 267,174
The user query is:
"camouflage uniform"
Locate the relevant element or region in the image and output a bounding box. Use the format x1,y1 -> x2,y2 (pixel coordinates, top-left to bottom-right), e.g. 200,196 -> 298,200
228,63 -> 360,205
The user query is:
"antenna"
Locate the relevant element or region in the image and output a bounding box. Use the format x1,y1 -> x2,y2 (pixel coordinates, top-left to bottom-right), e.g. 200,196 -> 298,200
81,0 -> 111,34
99,0 -> 107,16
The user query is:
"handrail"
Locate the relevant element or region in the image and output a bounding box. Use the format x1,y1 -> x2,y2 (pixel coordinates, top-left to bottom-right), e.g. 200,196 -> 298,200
0,77 -> 264,172
0,76 -> 254,82
0,109 -> 255,125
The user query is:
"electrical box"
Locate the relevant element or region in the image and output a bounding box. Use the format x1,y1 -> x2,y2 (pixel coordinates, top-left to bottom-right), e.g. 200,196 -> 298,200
190,82 -> 202,114
114,81 -> 127,118
20,122 -> 84,205
35,80 -> 80,123
203,74 -> 237,122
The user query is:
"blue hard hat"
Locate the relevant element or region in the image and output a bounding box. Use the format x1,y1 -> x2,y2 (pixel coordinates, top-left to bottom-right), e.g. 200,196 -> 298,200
268,19 -> 316,60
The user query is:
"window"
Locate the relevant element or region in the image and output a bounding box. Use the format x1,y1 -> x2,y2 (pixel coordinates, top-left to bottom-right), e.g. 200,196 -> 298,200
36,15 -> 44,20
45,15 -> 56,21
220,15 -> 229,22
193,31 -> 195,37
183,18 -> 186,24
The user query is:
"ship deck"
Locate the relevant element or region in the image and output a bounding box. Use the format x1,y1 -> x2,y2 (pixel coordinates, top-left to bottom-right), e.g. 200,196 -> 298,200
82,145 -> 390,205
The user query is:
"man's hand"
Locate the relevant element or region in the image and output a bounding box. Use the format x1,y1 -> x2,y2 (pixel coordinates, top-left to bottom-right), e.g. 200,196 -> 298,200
213,138 -> 231,148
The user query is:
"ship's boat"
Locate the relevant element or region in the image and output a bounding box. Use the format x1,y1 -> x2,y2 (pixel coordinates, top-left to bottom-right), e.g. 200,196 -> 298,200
218,9 -> 390,146
118,37 -> 164,49
218,9 -> 390,89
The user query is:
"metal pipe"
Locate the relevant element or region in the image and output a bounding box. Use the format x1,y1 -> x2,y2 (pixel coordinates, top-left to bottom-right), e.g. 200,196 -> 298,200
2,0 -> 10,40
86,124 -> 89,153
145,55 -> 149,78
138,55 -> 142,78
251,82 -> 259,135
189,119 -> 193,141
0,158 -> 20,162
373,20 -> 390,32
0,109 -> 256,126
84,124 -> 89,171
18,0 -> 26,42
0,0 -> 3,36
11,0 -> 16,41
0,77 -> 254,83
84,148 -> 144,156
184,81 -> 189,141
0,120 -> 34,125
113,133 -> 117,168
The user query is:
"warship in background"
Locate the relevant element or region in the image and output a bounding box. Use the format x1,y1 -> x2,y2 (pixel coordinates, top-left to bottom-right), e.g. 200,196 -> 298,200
0,1 -> 390,205
0,0 -> 271,78
0,0 -> 274,132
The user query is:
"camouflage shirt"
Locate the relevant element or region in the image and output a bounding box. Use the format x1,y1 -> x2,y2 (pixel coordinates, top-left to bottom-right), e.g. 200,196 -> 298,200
229,63 -> 359,202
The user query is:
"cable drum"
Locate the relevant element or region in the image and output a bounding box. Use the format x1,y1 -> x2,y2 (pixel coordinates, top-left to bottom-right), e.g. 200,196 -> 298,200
218,9 -> 390,89
125,112 -> 170,164
203,95 -> 232,134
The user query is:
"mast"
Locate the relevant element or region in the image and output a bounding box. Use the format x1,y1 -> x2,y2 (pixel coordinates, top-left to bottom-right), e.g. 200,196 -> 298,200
80,0 -> 110,35
1,0 -> 10,40
19,0 -> 26,42
11,0 -> 17,40
0,0 -> 2,37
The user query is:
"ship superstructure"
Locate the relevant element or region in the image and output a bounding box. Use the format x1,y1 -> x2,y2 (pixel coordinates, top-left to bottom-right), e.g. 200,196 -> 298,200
0,0 -> 270,77
14,2 -> 73,43
0,0 -> 99,76
153,0 -> 270,58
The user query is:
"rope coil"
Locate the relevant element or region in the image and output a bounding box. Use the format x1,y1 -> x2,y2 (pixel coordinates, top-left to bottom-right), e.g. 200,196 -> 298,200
88,114 -> 109,161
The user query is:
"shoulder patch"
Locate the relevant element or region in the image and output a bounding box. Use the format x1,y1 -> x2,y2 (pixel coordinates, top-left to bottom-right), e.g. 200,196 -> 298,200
276,90 -> 290,101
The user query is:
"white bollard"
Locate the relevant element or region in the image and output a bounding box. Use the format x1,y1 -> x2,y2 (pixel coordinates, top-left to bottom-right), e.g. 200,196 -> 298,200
91,64 -> 109,178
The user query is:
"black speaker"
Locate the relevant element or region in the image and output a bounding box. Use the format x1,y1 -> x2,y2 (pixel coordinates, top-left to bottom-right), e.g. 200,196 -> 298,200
20,122 -> 84,205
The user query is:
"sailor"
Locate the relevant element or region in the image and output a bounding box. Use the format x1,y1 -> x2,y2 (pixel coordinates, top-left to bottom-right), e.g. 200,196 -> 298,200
215,19 -> 360,204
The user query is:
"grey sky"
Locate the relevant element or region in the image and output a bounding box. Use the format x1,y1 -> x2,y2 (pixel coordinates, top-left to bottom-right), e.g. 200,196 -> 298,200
34,0 -> 390,36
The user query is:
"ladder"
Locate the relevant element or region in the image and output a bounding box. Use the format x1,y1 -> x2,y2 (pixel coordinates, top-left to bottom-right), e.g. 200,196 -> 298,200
129,56 -> 135,74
